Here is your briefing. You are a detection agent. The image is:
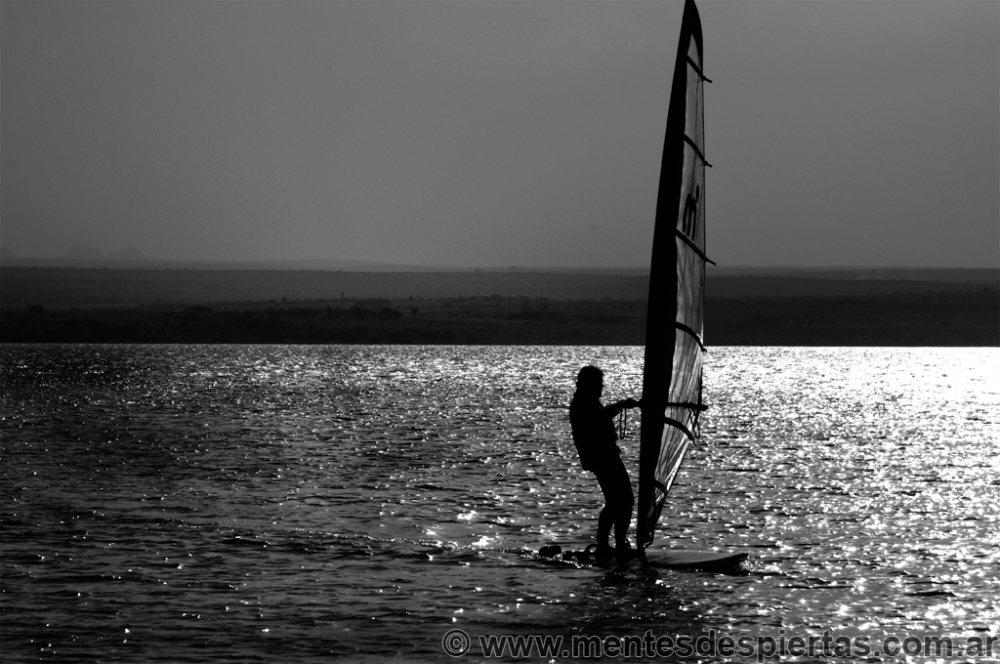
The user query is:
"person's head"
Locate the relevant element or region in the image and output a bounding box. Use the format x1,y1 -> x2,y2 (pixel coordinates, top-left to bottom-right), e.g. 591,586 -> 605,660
575,365 -> 604,399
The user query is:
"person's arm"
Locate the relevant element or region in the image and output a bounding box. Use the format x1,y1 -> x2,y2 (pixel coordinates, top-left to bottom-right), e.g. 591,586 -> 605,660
603,398 -> 640,418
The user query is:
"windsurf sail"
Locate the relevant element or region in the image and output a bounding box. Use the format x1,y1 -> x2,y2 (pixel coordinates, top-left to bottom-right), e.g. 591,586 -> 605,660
638,0 -> 711,551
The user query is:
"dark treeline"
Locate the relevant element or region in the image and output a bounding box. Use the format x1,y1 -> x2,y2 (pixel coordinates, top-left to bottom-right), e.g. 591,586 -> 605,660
2,289 -> 996,346
3,265 -> 997,309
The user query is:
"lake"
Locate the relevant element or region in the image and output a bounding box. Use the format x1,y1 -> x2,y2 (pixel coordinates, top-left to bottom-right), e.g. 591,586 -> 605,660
1,344 -> 998,662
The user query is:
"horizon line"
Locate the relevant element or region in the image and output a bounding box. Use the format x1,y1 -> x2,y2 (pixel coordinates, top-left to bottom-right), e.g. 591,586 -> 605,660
1,256 -> 998,273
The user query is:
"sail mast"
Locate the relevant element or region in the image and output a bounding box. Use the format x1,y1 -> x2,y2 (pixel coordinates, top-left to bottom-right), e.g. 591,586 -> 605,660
638,0 -> 708,551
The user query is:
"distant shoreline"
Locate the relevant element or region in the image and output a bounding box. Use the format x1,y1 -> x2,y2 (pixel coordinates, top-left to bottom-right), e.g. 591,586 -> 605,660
2,265 -> 996,307
1,266 -> 996,346
2,258 -> 997,280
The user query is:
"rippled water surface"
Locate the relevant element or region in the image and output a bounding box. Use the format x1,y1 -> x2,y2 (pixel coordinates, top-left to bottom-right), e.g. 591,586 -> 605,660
2,345 -> 998,662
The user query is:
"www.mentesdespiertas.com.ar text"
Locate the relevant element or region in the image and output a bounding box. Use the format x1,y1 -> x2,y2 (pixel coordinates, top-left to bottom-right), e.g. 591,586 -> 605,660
441,628 -> 999,660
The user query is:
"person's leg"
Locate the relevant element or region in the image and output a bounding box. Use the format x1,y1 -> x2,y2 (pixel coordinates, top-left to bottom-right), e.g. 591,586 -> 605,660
614,504 -> 633,549
594,469 -> 616,555
597,504 -> 614,547
609,464 -> 634,549
596,458 -> 634,549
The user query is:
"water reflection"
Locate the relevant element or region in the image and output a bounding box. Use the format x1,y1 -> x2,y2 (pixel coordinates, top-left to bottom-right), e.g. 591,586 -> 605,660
1,344 -> 998,661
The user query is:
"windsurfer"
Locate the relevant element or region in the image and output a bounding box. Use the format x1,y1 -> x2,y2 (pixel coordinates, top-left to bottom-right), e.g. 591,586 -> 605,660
569,365 -> 640,561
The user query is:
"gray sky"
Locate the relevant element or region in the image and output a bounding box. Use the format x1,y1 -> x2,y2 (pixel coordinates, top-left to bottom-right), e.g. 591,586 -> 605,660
2,0 -> 997,268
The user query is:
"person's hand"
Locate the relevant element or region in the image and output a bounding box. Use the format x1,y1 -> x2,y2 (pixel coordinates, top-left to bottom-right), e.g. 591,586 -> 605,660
624,398 -> 640,409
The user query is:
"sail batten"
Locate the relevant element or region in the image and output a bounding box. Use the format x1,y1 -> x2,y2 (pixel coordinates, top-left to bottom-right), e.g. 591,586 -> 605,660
675,229 -> 715,265
684,56 -> 710,81
682,136 -> 711,166
637,0 -> 708,552
675,321 -> 706,349
662,418 -> 697,442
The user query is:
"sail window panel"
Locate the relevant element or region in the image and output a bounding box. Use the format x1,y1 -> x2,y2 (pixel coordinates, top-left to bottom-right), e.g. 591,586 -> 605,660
687,31 -> 703,75
683,65 -> 705,160
676,238 -> 705,338
667,333 -> 703,409
654,435 -> 689,497
676,144 -> 707,250
684,44 -> 705,167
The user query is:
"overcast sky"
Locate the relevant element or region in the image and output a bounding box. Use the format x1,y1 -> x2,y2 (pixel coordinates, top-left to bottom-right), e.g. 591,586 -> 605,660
2,0 -> 997,268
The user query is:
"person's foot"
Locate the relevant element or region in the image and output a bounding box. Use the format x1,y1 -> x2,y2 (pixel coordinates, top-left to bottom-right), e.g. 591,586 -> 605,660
615,542 -> 637,563
595,542 -> 616,562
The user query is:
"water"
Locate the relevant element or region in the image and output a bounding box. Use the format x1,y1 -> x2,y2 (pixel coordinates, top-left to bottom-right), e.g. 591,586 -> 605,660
1,344 -> 998,663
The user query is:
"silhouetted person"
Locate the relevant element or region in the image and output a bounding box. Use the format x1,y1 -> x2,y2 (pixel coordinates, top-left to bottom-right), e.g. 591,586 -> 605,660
569,365 -> 639,561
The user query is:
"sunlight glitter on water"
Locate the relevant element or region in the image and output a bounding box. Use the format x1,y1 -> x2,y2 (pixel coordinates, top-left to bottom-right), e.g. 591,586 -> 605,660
1,344 -> 998,662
